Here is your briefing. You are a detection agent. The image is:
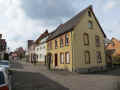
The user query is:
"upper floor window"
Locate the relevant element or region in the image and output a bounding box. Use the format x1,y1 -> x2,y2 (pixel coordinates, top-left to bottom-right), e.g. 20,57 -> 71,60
96,51 -> 102,64
48,41 -> 52,50
65,52 -> 70,64
55,40 -> 58,49
84,51 -> 90,64
60,53 -> 64,64
60,38 -> 64,48
83,33 -> 89,46
65,33 -> 69,46
50,41 -> 52,49
88,11 -> 92,17
88,21 -> 93,29
95,35 -> 100,47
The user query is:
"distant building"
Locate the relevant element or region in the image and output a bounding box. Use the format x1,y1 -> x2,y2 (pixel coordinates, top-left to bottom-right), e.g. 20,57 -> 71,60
106,37 -> 120,65
27,40 -> 36,63
35,30 -> 49,64
0,34 -> 7,60
104,38 -> 115,67
106,38 -> 120,56
15,47 -> 25,59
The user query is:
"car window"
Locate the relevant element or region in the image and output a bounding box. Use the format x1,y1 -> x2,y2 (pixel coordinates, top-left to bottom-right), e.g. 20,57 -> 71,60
0,62 -> 8,65
0,71 -> 5,85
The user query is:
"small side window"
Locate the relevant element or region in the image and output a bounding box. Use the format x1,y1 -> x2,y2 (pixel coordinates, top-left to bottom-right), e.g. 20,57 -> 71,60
95,35 -> 100,47
84,51 -> 90,64
88,21 -> 93,29
83,33 -> 89,46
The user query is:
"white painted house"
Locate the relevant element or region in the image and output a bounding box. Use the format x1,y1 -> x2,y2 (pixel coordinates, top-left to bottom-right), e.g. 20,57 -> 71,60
35,30 -> 49,63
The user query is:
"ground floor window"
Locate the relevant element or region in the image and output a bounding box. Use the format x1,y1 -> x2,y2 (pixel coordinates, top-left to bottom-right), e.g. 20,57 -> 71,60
84,51 -> 90,64
96,51 -> 102,64
65,52 -> 70,64
60,53 -> 64,64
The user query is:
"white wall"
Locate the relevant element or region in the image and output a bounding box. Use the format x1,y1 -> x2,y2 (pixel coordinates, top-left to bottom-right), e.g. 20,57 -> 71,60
35,36 -> 48,62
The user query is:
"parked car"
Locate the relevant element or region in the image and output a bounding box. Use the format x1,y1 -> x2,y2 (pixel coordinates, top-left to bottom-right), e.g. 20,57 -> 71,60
0,60 -> 10,70
0,67 -> 11,90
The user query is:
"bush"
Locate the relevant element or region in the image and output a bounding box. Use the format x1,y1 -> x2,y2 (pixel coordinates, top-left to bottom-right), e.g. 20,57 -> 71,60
112,56 -> 120,65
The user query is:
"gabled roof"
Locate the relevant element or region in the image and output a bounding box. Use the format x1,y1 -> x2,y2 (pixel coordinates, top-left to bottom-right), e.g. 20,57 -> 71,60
47,5 -> 106,41
35,30 -> 49,44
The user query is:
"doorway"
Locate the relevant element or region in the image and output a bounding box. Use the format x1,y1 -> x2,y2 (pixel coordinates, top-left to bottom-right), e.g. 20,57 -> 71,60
55,54 -> 58,67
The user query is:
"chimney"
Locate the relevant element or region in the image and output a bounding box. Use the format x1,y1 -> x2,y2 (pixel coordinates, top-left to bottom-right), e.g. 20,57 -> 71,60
45,29 -> 48,33
28,40 -> 33,49
57,24 -> 64,30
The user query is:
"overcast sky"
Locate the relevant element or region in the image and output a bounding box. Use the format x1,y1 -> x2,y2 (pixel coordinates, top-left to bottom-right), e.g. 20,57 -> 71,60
0,0 -> 119,50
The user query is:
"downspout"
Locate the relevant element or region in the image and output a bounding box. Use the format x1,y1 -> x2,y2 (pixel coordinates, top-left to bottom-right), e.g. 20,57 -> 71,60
71,30 -> 75,72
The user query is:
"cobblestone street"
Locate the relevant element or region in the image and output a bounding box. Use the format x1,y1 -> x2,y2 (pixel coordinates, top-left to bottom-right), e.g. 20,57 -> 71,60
11,61 -> 120,90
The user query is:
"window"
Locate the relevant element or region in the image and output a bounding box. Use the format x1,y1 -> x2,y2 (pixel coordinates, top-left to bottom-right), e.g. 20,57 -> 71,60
44,46 -> 45,49
83,33 -> 89,45
65,52 -> 70,64
88,11 -> 92,17
55,40 -> 58,49
95,35 -> 100,47
65,33 -> 69,46
88,21 -> 93,29
60,38 -> 64,48
37,48 -> 39,51
60,53 -> 64,64
40,54 -> 42,59
47,42 -> 49,49
112,42 -> 115,47
0,71 -> 5,85
84,51 -> 90,64
96,51 -> 102,64
48,41 -> 52,49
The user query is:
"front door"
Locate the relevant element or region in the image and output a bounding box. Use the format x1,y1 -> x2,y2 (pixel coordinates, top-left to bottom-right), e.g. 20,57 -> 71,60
55,54 -> 58,67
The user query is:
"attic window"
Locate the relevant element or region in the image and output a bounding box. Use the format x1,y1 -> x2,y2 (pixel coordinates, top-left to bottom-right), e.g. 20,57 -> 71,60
88,21 -> 93,29
88,11 -> 91,17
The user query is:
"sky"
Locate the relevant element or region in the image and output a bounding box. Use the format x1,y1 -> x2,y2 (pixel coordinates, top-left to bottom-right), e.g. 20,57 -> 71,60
0,0 -> 120,51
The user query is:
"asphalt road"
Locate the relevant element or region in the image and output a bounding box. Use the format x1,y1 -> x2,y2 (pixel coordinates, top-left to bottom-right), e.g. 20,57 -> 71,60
11,61 -> 120,90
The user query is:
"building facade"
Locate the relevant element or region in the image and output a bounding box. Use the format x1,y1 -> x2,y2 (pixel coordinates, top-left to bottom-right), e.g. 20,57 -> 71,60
27,40 -> 36,63
0,34 -> 7,60
107,38 -> 120,56
35,30 -> 49,64
106,38 -> 120,65
47,6 -> 106,72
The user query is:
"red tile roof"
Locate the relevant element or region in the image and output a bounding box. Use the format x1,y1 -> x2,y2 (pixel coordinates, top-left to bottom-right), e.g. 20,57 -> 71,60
106,37 -> 120,56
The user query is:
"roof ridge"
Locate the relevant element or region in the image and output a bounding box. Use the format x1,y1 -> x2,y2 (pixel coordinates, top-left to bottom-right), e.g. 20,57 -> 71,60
47,5 -> 92,41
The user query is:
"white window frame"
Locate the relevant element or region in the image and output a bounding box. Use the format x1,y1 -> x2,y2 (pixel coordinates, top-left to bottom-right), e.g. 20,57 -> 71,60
60,53 -> 64,64
65,52 -> 70,64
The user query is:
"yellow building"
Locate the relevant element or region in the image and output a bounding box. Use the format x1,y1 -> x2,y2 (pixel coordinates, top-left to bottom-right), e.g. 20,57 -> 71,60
47,5 -> 106,72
